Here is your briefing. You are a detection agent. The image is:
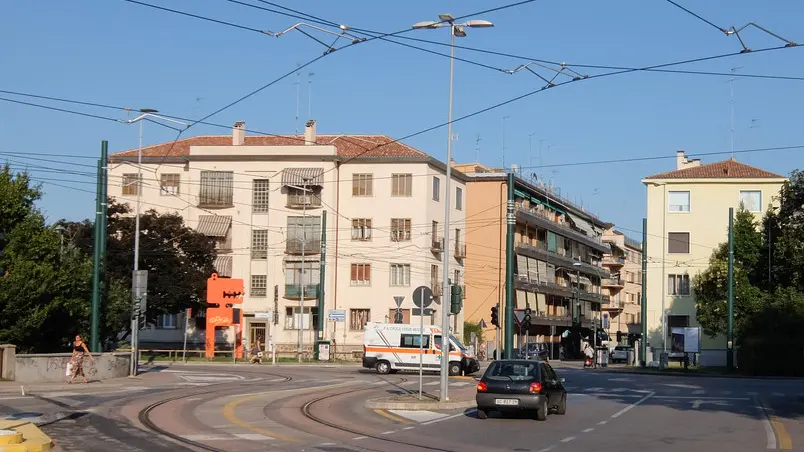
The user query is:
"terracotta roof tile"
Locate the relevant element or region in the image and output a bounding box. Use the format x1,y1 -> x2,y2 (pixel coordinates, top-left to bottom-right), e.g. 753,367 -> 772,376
644,159 -> 784,180
110,134 -> 427,159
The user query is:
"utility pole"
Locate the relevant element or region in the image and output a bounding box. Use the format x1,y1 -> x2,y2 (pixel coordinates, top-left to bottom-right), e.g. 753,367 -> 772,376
91,155 -> 102,353
96,141 -> 108,353
314,211 -> 327,360
298,178 -> 309,363
640,218 -> 648,367
504,172 -> 515,358
727,208 -> 735,372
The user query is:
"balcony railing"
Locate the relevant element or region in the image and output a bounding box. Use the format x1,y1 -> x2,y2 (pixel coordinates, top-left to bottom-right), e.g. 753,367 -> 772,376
603,277 -> 625,287
603,256 -> 626,266
286,238 -> 322,254
287,193 -> 322,209
454,243 -> 467,259
285,283 -> 319,299
514,204 -> 605,247
431,237 -> 444,253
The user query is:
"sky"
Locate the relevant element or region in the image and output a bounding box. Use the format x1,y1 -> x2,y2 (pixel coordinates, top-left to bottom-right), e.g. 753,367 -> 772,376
1,0 -> 803,240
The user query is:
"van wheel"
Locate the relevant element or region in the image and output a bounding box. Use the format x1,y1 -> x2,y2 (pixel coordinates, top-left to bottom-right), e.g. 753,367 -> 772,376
448,362 -> 461,376
376,361 -> 391,374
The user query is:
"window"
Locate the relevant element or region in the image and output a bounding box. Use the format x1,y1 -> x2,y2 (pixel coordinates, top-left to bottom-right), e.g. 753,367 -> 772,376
667,232 -> 690,254
431,264 -> 440,289
352,218 -> 372,241
285,306 -> 318,330
350,308 -> 370,330
160,174 -> 180,195
456,187 -> 463,210
199,171 -> 234,207
285,261 -> 320,287
390,263 -> 411,286
740,190 -> 762,212
432,176 -> 440,201
286,216 -> 322,254
251,275 -> 267,297
453,269 -> 462,286
667,274 -> 690,296
287,186 -> 321,208
252,179 -> 270,213
668,191 -> 690,212
388,308 -> 411,323
351,263 -> 371,285
392,173 -> 413,197
157,314 -> 178,329
122,173 -> 140,196
251,229 -> 269,259
401,333 -> 429,348
352,173 -> 373,196
391,218 -> 412,242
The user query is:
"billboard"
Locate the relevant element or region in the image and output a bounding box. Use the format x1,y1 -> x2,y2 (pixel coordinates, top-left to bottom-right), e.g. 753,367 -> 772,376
671,327 -> 700,353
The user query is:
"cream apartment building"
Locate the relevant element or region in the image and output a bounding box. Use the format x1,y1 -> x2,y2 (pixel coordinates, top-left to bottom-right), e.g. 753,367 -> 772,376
643,151 -> 786,366
108,120 -> 467,355
601,229 -> 642,344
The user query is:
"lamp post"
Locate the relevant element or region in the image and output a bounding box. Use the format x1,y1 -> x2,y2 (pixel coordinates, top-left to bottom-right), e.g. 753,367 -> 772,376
556,262 -> 583,358
413,13 -> 493,402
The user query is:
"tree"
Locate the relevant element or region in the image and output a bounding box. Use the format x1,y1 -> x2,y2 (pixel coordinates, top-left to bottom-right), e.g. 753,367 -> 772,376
463,321 -> 483,346
60,199 -> 217,339
694,205 -> 766,338
0,165 -> 94,352
766,170 -> 804,292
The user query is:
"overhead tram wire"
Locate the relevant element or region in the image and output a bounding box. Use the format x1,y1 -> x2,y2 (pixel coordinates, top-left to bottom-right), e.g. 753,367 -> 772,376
118,0 -> 273,36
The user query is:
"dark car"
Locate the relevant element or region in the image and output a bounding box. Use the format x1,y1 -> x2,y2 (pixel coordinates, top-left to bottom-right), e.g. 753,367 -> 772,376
475,359 -> 567,421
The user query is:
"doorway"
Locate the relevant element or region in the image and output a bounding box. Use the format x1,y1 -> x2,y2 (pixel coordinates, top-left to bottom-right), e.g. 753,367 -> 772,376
250,322 -> 267,351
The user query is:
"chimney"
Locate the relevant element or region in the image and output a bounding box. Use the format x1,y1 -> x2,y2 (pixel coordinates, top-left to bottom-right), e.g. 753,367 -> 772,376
304,119 -> 317,145
233,121 -> 246,146
676,150 -> 687,170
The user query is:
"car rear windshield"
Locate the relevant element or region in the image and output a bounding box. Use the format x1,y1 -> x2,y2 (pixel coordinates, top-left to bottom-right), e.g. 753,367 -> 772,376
484,362 -> 540,382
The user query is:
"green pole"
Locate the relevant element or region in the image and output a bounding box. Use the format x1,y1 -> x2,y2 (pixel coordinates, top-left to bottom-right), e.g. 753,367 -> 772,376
503,172 -> 515,359
640,218 -> 648,367
315,211 -> 327,360
95,141 -> 108,353
90,157 -> 102,353
727,207 -> 734,372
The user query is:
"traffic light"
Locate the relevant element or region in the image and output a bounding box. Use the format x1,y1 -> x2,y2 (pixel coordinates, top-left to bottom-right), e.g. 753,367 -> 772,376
450,285 -> 463,315
522,306 -> 532,331
490,305 -> 499,327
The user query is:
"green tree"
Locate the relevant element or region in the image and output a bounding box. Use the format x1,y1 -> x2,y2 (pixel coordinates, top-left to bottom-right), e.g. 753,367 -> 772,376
463,321 -> 483,346
766,170 -> 804,292
0,166 -> 94,352
693,205 -> 766,338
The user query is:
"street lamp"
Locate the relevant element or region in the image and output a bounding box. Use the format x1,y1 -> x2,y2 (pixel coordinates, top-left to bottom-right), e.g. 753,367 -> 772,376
412,13 -> 493,403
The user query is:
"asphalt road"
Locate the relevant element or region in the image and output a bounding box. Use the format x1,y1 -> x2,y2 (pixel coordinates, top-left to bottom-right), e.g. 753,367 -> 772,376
0,363 -> 801,451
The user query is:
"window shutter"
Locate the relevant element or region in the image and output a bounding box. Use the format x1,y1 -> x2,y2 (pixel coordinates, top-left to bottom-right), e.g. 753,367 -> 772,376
365,264 -> 371,281
351,264 -> 358,281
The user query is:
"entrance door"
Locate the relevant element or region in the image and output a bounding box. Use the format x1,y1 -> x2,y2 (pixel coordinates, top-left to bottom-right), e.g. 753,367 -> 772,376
250,322 -> 267,351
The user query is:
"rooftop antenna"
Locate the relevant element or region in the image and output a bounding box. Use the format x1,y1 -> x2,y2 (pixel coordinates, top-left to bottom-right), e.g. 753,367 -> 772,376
475,134 -> 482,162
294,62 -> 301,134
308,72 -> 315,119
730,66 -> 743,158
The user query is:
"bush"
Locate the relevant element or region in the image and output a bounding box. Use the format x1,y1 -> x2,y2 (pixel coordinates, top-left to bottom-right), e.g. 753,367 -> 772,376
738,337 -> 804,376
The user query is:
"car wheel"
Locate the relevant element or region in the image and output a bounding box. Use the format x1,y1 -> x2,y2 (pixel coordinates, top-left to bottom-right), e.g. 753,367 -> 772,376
376,360 -> 391,374
556,393 -> 567,415
476,409 -> 488,420
448,362 -> 461,376
536,398 -> 548,421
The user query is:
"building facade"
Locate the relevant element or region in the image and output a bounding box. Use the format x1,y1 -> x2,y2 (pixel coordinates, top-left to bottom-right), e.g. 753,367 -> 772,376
601,229 -> 642,344
108,120 -> 467,356
457,163 -> 612,359
642,151 -> 785,366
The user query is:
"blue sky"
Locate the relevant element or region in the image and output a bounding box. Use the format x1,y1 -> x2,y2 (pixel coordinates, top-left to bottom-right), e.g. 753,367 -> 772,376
1,0 -> 802,239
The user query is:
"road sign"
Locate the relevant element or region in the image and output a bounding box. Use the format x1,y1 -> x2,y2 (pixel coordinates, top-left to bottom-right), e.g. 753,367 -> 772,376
132,270 -> 148,298
255,312 -> 273,320
603,313 -> 610,329
394,309 -> 404,323
394,296 -> 405,308
413,308 -> 433,316
479,319 -> 487,328
412,286 -> 433,308
328,309 -> 346,322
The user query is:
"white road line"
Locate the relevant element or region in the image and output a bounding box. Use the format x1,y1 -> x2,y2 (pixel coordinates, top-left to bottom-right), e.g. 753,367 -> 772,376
183,435 -> 232,441
424,381 -> 440,386
421,409 -> 476,425
582,428 -> 595,433
233,433 -> 273,441
585,387 -> 603,392
560,437 -> 575,443
403,426 -> 415,430
0,396 -> 29,401
755,398 -> 777,450
319,443 -> 336,446
381,431 -> 395,435
652,396 -> 750,400
353,436 -> 367,440
611,392 -> 655,419
598,421 -> 608,425
535,447 -> 555,452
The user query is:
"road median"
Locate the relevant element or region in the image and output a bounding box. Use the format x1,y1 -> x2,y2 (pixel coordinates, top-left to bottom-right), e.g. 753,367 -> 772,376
365,392 -> 476,411
0,420 -> 54,451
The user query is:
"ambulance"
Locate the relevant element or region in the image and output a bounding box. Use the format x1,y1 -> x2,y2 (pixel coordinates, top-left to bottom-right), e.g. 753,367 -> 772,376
361,322 -> 480,376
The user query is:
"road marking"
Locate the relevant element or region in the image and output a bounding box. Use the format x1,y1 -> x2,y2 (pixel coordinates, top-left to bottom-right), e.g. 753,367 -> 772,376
611,391 -> 655,419
585,387 -> 603,392
560,436 -> 575,443
691,400 -> 729,409
374,409 -> 413,424
421,409 -> 476,425
663,383 -> 699,389
388,410 -> 446,424
319,443 -> 336,446
756,398 -> 778,450
234,433 -> 273,441
424,381 -> 440,386
652,396 -> 749,400
598,421 -> 608,425
403,426 -> 415,430
535,447 -> 554,452
582,428 -> 594,433
770,417 -> 792,450
353,436 -> 367,440
381,431 -> 395,435
184,434 -> 232,441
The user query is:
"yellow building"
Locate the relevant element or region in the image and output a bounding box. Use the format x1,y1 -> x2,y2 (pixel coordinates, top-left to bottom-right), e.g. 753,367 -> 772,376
642,151 -> 786,366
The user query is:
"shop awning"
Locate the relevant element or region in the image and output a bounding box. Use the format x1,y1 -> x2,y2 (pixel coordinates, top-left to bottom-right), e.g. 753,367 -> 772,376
281,167 -> 324,187
566,212 -> 596,237
214,255 -> 233,277
196,215 -> 232,237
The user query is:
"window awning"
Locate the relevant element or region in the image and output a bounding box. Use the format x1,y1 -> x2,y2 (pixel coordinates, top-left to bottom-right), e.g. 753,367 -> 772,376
282,168 -> 324,187
196,215 -> 232,237
566,212 -> 596,237
214,255 -> 233,277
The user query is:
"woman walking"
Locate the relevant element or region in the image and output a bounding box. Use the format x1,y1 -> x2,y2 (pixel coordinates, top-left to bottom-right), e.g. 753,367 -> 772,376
68,335 -> 94,384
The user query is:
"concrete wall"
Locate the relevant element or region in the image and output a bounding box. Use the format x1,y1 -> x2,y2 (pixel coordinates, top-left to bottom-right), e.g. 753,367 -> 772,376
1,345 -> 15,380
14,353 -> 131,383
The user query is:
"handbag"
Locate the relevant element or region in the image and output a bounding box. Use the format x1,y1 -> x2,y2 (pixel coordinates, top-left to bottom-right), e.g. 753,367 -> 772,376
66,362 -> 73,377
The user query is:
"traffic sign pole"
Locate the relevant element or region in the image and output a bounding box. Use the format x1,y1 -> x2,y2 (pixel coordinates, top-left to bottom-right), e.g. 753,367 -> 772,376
419,286 -> 424,400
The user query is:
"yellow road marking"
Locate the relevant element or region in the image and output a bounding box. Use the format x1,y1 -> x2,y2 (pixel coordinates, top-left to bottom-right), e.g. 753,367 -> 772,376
373,409 -> 413,424
771,416 -> 793,450
450,376 -> 476,381
221,381 -> 357,443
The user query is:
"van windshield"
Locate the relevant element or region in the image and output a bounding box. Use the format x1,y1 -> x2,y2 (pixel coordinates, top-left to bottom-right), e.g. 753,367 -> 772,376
450,335 -> 467,351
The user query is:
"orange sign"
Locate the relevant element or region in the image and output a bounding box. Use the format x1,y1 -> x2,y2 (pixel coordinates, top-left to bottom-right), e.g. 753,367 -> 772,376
205,273 -> 245,358
207,273 -> 244,307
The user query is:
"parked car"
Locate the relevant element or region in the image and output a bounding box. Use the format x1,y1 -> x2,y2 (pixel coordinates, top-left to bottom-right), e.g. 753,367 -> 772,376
516,343 -> 549,360
475,359 -> 567,421
610,345 -> 633,363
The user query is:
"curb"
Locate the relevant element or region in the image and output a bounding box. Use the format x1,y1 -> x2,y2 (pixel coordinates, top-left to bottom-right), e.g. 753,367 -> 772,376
365,398 -> 476,411
0,420 -> 54,451
595,368 -> 804,380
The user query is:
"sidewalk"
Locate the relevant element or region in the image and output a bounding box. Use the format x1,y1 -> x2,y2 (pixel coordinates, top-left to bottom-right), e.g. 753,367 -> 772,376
365,381 -> 478,410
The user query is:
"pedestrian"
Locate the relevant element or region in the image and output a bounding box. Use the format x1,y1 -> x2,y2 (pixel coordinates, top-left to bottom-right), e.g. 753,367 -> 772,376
68,335 -> 95,384
250,341 -> 262,364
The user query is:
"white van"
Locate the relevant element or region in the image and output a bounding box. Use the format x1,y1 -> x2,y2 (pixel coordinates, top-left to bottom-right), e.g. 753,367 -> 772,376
361,322 -> 480,376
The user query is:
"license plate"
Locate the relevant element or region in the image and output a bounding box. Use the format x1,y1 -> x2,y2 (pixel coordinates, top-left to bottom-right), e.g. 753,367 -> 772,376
494,398 -> 519,406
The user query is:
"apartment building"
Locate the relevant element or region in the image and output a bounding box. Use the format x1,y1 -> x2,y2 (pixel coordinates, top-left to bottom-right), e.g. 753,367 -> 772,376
643,151 -> 785,366
457,163 -> 612,359
601,229 -> 643,344
108,120 -> 467,354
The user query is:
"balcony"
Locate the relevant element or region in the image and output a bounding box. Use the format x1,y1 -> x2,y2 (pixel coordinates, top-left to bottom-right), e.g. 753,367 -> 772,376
286,238 -> 322,255
431,237 -> 444,253
515,242 -> 609,279
285,283 -> 319,299
454,243 -> 467,259
287,193 -> 322,209
514,206 -> 610,253
602,256 -> 626,267
603,277 -> 625,288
